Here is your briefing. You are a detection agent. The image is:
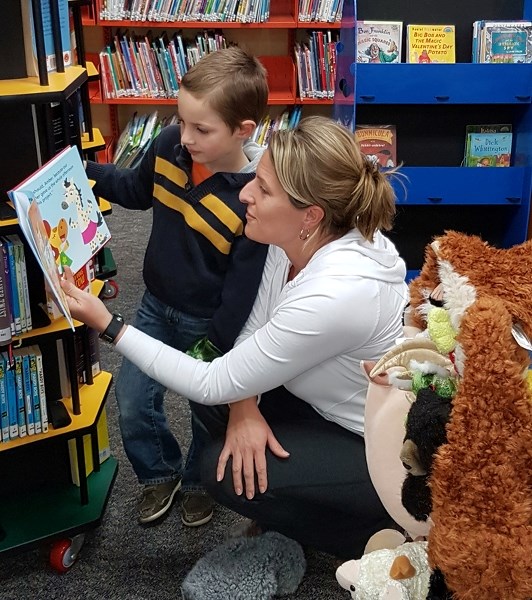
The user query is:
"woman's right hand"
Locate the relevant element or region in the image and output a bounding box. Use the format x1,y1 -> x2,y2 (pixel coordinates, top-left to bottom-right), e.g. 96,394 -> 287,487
217,398 -> 289,499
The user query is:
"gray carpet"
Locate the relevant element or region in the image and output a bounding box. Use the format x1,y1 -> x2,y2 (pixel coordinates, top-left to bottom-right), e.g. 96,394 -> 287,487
1,206 -> 346,599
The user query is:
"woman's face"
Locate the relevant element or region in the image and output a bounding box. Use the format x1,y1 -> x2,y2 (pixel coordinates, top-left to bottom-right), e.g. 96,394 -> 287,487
240,151 -> 305,247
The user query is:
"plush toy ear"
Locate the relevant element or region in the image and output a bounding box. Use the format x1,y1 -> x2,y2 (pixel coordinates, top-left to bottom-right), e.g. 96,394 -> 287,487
362,361 -> 432,539
335,559 -> 360,594
364,529 -> 406,554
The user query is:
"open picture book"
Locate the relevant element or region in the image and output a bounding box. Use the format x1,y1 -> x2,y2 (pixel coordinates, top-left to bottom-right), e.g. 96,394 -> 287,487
7,146 -> 111,331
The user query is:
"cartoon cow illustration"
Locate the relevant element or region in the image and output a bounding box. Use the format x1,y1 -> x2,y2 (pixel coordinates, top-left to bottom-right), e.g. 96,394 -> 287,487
61,178 -> 108,255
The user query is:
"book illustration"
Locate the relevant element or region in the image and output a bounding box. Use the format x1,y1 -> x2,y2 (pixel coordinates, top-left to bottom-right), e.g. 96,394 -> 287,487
464,132 -> 513,167
8,146 -> 112,330
355,125 -> 397,168
407,25 -> 456,63
356,21 -> 403,64
483,22 -> 532,63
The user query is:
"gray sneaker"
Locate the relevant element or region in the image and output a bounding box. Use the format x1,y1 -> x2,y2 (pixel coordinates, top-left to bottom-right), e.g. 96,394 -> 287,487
181,491 -> 214,527
138,479 -> 181,524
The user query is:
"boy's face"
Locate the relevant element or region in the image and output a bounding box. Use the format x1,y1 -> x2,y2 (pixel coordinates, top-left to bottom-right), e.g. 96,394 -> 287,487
178,89 -> 250,173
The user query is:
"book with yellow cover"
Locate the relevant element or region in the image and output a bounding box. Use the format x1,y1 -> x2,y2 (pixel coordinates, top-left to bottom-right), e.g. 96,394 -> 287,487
406,25 -> 456,63
68,407 -> 111,486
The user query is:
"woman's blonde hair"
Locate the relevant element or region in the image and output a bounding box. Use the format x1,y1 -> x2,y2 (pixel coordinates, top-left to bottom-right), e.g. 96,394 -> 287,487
268,116 -> 398,241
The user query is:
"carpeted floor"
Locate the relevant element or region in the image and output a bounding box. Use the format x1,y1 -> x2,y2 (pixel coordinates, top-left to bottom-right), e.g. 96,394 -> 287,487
1,206 -> 346,600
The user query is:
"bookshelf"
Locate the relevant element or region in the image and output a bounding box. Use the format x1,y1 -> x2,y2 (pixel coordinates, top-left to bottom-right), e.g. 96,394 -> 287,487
0,4 -> 118,567
81,0 -> 343,144
336,0 -> 532,280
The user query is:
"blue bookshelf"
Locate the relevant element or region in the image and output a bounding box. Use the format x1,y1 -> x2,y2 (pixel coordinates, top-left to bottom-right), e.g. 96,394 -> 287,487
335,0 -> 532,273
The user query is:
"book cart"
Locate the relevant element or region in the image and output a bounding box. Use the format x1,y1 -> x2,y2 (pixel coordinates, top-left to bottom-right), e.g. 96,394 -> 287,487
0,23 -> 118,569
335,0 -> 532,280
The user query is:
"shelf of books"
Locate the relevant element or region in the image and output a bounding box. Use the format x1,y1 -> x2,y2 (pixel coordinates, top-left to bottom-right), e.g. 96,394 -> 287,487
336,0 -> 532,278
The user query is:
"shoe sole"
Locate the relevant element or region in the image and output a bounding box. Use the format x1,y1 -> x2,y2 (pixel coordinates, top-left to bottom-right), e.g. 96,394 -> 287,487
138,480 -> 182,524
181,510 -> 213,528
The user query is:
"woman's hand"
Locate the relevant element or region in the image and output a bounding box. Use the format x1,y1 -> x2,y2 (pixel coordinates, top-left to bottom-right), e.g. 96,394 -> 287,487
60,267 -> 114,333
217,398 -> 289,499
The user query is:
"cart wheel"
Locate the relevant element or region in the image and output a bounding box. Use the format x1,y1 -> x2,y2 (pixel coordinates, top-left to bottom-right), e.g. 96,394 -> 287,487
101,279 -> 119,300
50,534 -> 85,572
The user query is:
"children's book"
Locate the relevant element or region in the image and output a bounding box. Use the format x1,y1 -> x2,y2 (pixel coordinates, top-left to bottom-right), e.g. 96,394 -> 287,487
355,125 -> 397,168
463,124 -> 512,165
356,21 -> 403,64
20,0 -> 72,76
8,146 -> 111,330
480,21 -> 532,63
68,408 -> 111,486
464,132 -> 513,167
406,25 -> 456,63
31,345 -> 48,434
3,352 -> 18,439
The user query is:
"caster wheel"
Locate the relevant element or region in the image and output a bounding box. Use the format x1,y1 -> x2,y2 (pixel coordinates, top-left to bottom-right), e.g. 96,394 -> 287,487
101,279 -> 119,300
50,534 -> 85,572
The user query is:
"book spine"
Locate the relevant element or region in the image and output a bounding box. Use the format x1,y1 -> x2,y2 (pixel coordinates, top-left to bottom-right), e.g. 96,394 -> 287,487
0,354 -> 9,441
28,350 -> 42,434
3,238 -> 21,336
14,354 -> 27,437
11,238 -> 27,333
4,353 -> 18,439
0,241 -> 12,344
21,352 -> 35,435
33,346 -> 48,433
19,243 -> 32,332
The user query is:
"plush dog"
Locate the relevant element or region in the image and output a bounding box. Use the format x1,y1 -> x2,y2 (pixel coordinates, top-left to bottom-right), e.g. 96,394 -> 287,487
181,531 -> 306,600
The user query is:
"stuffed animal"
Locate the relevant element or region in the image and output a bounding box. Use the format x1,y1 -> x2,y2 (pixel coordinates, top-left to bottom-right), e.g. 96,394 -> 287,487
400,232 -> 532,599
181,531 -> 306,600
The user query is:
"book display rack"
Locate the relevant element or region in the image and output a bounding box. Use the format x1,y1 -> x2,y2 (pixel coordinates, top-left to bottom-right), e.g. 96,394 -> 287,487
0,0 -> 117,571
336,0 -> 532,280
80,0 -> 343,144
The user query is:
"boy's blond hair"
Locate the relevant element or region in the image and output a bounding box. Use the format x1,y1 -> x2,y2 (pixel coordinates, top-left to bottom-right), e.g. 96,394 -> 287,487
181,47 -> 269,131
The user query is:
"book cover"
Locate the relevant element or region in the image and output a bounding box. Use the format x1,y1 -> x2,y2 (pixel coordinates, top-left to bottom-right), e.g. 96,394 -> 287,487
465,132 -> 513,167
355,125 -> 397,168
68,408 -> 111,486
481,21 -> 532,63
406,25 -> 456,63
8,146 -> 112,330
31,345 -> 49,433
356,21 -> 402,64
463,124 -> 512,164
20,0 -> 73,77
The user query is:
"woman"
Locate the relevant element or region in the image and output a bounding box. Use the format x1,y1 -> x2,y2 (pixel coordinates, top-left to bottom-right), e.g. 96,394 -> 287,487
62,116 -> 408,558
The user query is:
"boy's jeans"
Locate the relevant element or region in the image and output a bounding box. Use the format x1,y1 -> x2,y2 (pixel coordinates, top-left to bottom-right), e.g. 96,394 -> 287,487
115,289 -> 210,491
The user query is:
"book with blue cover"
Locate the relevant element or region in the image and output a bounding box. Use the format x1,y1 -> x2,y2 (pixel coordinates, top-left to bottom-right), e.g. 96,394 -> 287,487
464,131 -> 513,167
0,354 -> 9,442
3,352 -> 18,439
8,146 -> 111,330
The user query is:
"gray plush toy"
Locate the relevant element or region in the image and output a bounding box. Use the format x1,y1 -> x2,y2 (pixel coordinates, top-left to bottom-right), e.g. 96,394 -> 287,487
181,531 -> 306,600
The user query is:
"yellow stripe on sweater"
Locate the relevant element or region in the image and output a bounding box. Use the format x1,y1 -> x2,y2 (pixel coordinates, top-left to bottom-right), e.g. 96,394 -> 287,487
154,184 -> 232,254
156,157 -> 188,188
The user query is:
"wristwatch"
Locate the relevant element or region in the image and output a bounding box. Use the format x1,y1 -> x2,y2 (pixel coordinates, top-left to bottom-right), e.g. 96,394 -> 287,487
99,313 -> 125,344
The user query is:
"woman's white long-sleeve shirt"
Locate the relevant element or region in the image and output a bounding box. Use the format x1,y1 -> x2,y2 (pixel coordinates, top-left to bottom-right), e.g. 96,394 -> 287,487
116,229 -> 408,434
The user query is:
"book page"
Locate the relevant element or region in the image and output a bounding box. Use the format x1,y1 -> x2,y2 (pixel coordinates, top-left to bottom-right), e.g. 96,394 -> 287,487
12,191 -> 74,331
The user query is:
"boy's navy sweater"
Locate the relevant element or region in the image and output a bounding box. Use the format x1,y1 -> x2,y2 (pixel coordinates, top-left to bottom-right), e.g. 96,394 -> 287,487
86,125 -> 268,353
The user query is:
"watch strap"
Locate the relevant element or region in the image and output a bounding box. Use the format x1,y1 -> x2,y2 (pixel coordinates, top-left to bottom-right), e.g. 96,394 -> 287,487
99,313 -> 125,343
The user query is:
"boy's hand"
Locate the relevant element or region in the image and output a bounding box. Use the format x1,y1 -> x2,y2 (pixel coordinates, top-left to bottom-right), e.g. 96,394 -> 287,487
60,267 -> 113,333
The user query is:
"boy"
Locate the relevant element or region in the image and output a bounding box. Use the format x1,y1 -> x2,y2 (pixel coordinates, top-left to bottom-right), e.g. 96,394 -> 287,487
85,47 -> 269,527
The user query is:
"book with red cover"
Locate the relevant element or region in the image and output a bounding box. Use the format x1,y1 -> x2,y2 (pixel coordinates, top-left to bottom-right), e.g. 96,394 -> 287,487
355,125 -> 397,168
